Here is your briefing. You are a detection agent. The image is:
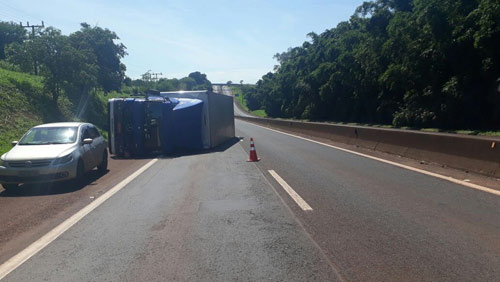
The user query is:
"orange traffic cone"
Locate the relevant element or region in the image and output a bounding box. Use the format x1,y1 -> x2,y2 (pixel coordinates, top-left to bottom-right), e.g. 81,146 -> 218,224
247,138 -> 261,162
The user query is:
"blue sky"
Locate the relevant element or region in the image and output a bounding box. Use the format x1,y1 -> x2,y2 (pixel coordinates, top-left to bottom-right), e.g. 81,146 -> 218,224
1,0 -> 364,83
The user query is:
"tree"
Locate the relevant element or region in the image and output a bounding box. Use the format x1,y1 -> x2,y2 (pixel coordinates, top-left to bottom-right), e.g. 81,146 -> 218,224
0,21 -> 26,60
69,23 -> 127,93
226,81 -> 232,85
249,0 -> 500,129
179,77 -> 196,90
188,71 -> 212,90
6,27 -> 98,104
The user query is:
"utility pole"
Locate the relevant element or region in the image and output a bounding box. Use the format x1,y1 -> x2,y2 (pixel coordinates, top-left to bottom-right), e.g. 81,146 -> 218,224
151,72 -> 162,82
20,21 -> 44,75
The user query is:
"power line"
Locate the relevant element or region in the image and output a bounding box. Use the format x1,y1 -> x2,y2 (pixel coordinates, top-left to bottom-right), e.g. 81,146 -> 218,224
0,10 -> 24,22
0,0 -> 43,22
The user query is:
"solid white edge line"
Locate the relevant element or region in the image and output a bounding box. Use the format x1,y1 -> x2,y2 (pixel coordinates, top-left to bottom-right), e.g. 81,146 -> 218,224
0,158 -> 159,280
268,170 -> 313,211
239,120 -> 500,197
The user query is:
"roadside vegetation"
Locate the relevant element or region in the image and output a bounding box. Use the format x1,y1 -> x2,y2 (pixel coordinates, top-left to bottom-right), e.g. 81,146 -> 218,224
229,85 -> 267,118
244,0 -> 499,132
0,21 -> 212,155
124,71 -> 212,95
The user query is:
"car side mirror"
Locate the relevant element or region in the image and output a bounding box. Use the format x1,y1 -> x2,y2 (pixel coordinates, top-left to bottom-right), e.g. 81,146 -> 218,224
11,141 -> 18,147
82,138 -> 93,145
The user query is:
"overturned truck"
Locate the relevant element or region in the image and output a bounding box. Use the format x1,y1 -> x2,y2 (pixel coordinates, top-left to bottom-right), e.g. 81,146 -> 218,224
108,91 -> 235,157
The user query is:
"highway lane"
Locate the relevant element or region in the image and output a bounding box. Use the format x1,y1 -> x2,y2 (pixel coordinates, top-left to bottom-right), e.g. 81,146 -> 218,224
236,119 -> 500,281
214,84 -> 253,117
2,141 -> 342,281
221,85 -> 254,117
2,118 -> 499,281
0,156 -> 151,266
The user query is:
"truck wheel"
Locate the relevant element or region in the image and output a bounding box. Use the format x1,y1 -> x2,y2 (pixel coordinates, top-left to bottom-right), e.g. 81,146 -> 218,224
2,184 -> 18,192
97,151 -> 108,173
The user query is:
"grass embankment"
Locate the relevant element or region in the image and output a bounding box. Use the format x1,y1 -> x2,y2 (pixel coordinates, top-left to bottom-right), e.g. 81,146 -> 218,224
0,68 -> 52,155
229,85 -> 267,118
0,67 -> 130,155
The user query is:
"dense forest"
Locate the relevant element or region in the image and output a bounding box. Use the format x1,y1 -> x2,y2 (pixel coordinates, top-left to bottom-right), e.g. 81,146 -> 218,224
243,0 -> 499,130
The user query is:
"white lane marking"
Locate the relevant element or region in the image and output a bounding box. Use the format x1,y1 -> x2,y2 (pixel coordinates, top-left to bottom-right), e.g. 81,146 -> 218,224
0,158 -> 159,280
268,170 -> 313,211
240,120 -> 500,197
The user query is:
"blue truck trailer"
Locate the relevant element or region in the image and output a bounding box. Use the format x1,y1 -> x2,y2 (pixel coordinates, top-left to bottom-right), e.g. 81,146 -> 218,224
108,91 -> 234,157
160,90 -> 235,149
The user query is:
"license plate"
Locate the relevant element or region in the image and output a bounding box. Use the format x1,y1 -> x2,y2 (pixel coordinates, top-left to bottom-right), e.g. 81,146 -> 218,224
19,171 -> 39,177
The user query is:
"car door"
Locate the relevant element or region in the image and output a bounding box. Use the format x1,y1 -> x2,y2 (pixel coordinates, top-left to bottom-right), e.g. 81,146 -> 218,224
88,125 -> 104,167
80,125 -> 94,171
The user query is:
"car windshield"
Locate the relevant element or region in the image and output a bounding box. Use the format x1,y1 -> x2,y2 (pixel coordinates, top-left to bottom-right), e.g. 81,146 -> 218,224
19,127 -> 78,145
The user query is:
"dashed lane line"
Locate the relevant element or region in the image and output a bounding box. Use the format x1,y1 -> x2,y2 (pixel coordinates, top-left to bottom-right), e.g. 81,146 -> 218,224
268,170 -> 313,211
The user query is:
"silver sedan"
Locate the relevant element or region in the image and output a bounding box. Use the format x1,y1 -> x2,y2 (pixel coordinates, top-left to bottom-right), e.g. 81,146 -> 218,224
0,122 -> 108,191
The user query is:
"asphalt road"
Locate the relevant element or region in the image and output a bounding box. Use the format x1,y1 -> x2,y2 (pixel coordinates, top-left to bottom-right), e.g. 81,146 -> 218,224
1,119 -> 499,281
213,84 -> 253,117
235,119 -> 500,281
0,156 -> 151,265
2,140 -> 341,282
221,85 -> 253,117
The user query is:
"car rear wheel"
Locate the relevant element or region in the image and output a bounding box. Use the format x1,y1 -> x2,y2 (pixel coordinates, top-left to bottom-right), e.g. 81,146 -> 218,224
97,151 -> 108,173
2,184 -> 18,192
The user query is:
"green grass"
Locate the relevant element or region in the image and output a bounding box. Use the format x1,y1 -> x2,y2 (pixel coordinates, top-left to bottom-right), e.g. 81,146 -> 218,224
0,66 -> 133,156
251,109 -> 267,117
0,68 -> 49,155
229,85 -> 267,117
230,86 -> 248,109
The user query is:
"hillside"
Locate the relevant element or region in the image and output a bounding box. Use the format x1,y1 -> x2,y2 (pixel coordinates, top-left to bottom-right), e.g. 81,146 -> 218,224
0,67 -> 56,154
248,0 -> 500,131
0,66 -> 120,155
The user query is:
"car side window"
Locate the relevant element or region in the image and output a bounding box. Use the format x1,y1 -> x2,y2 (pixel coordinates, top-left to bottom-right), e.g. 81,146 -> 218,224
89,126 -> 100,139
81,126 -> 91,140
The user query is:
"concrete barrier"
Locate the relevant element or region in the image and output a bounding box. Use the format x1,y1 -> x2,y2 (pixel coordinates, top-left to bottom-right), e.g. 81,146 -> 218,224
236,116 -> 500,178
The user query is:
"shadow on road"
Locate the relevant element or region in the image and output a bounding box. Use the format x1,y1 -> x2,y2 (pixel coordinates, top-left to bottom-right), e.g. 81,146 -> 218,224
109,137 -> 243,161
0,169 -> 109,197
0,137 -> 242,197
162,137 -> 243,158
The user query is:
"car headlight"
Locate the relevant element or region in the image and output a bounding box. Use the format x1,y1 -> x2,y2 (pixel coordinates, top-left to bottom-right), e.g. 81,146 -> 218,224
53,154 -> 74,165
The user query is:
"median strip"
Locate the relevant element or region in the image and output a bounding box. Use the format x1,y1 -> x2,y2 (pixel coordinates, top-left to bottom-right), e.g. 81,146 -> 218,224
0,158 -> 159,280
268,170 -> 313,211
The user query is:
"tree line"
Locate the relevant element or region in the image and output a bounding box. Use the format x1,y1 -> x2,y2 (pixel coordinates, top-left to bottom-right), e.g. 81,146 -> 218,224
0,21 -> 128,130
245,0 -> 499,130
0,21 -> 212,130
125,71 -> 212,95
1,22 -> 126,104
